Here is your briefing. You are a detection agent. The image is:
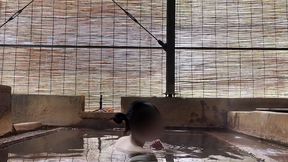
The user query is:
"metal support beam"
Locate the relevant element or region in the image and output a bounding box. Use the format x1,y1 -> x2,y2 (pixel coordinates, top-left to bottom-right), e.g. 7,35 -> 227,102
166,0 -> 176,97
2,44 -> 288,51
0,44 -> 163,49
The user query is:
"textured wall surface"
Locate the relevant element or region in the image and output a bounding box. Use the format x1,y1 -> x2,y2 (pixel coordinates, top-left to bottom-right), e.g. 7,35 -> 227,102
122,97 -> 230,128
122,97 -> 288,128
228,111 -> 288,145
12,95 -> 85,126
0,85 -> 12,136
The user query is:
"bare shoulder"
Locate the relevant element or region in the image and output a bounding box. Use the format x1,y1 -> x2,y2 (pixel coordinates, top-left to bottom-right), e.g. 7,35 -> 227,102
114,136 -> 130,148
114,136 -> 150,154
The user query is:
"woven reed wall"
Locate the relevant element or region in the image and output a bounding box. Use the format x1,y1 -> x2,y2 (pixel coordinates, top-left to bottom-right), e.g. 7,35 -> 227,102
1,0 -> 288,110
0,0 -> 166,111
175,0 -> 288,98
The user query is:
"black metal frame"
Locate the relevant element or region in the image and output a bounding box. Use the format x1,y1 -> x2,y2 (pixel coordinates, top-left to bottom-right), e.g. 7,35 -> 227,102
166,0 -> 176,97
1,44 -> 288,51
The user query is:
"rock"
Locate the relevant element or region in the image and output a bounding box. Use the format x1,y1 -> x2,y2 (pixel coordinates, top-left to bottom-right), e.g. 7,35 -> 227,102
13,122 -> 42,133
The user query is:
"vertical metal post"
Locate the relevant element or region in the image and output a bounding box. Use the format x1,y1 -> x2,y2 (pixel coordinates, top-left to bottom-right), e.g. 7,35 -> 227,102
166,0 -> 176,97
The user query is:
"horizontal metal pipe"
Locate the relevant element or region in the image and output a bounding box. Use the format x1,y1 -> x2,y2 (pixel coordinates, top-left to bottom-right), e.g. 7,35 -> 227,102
0,44 -> 288,51
0,44 -> 162,49
176,46 -> 288,51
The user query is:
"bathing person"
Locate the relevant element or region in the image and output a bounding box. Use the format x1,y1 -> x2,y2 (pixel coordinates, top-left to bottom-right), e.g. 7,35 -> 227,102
112,101 -> 164,162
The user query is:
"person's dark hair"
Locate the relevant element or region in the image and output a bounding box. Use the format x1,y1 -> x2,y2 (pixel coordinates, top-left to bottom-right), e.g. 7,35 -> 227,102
113,101 -> 161,133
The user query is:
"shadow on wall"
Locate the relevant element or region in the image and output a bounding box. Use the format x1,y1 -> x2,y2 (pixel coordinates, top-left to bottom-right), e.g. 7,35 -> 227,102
122,97 -> 288,128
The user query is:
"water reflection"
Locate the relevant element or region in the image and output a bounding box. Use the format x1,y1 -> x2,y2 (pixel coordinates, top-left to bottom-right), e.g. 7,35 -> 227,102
0,129 -> 257,162
161,131 -> 246,160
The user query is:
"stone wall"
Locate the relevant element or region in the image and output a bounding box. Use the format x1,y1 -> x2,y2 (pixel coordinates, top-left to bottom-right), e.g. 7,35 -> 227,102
12,95 -> 85,126
228,111 -> 288,145
0,85 -> 12,136
122,97 -> 230,128
122,97 -> 288,128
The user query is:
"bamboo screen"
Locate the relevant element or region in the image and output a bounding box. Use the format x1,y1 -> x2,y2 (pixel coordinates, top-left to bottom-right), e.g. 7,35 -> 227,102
0,0 -> 166,111
175,0 -> 288,98
1,0 -> 288,111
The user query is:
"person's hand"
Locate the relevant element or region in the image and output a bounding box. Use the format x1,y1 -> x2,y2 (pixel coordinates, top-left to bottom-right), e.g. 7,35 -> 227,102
150,140 -> 164,150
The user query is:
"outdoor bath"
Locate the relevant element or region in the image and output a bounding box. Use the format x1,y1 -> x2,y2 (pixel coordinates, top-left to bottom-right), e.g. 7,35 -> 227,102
0,95 -> 288,161
1,0 -> 288,161
0,129 -> 272,161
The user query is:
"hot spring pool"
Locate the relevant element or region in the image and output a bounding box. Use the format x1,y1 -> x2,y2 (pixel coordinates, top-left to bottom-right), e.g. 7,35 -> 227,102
0,129 -> 258,162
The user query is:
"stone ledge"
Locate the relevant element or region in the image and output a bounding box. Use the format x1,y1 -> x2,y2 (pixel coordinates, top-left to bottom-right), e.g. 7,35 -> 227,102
0,128 -> 63,148
78,113 -> 119,129
80,112 -> 116,119
228,111 -> 288,145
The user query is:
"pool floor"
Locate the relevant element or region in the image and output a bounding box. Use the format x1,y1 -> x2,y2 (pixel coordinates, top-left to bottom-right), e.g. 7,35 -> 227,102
0,129 -> 259,162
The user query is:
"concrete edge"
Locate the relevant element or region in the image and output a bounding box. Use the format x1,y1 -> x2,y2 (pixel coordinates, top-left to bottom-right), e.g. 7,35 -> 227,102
0,128 -> 64,149
80,112 -> 116,119
227,111 -> 288,146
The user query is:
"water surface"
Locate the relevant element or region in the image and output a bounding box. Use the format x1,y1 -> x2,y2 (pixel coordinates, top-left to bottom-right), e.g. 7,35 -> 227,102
0,129 -> 258,162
